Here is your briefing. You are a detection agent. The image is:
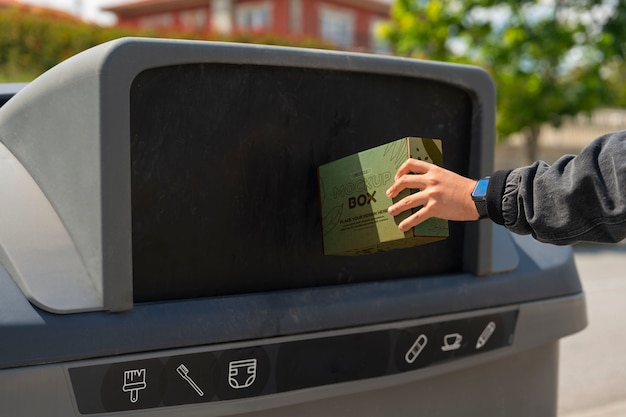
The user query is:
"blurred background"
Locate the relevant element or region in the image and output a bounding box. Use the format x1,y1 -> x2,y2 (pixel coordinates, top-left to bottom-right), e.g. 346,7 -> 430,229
2,0 -> 625,167
1,0 -> 625,415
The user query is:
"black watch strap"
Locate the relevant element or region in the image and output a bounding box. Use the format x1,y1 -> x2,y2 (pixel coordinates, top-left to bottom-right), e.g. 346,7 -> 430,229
474,200 -> 488,219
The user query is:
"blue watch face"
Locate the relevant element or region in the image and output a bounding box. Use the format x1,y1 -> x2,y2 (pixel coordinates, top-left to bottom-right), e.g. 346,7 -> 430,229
472,178 -> 490,198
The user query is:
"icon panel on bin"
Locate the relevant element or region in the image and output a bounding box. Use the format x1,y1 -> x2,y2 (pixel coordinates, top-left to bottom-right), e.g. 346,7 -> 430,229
69,311 -> 517,414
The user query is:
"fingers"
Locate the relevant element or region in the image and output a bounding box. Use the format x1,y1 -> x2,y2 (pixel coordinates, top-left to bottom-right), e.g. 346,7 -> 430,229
386,159 -> 435,198
387,190 -> 428,217
386,175 -> 423,199
386,157 -> 482,231
397,206 -> 433,232
386,159 -> 434,230
387,160 -> 433,231
394,158 -> 434,180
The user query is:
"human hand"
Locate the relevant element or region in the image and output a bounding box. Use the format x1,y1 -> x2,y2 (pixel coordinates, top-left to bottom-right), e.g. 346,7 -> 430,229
386,159 -> 480,231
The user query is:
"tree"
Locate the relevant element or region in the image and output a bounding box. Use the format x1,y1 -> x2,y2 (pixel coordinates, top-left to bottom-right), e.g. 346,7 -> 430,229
600,0 -> 626,107
380,0 -> 622,162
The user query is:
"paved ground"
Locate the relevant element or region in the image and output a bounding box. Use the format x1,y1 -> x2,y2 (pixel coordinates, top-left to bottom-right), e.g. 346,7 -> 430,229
557,242 -> 626,416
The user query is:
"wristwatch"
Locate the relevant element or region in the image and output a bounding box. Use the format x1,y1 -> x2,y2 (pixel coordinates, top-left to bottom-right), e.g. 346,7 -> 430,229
471,176 -> 490,219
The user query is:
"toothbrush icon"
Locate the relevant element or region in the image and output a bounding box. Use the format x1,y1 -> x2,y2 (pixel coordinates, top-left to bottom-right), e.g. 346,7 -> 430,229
176,364 -> 205,397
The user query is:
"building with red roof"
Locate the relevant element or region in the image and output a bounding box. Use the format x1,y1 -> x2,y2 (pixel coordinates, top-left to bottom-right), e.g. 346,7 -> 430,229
103,0 -> 390,52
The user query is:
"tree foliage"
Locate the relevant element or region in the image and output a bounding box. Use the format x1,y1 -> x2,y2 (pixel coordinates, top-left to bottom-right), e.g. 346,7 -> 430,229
380,0 -> 625,161
0,7 -> 138,81
601,0 -> 626,107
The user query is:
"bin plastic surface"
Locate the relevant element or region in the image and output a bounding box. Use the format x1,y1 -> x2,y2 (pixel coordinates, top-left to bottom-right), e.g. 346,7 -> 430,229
0,38 -> 586,417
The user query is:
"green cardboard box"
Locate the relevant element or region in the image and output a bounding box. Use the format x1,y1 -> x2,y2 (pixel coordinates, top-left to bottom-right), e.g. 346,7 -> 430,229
318,137 -> 448,255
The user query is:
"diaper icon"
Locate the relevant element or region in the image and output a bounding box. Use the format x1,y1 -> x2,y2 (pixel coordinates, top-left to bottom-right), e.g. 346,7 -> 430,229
228,359 -> 257,389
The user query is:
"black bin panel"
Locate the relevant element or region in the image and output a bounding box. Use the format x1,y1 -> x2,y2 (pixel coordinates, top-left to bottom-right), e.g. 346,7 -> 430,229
130,64 -> 473,301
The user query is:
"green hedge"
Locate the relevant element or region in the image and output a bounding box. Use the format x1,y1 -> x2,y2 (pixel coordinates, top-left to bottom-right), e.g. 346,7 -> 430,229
0,8 -> 134,80
0,7 -> 331,82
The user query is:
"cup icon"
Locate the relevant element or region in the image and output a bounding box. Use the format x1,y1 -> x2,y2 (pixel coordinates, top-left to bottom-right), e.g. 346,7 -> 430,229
441,333 -> 463,351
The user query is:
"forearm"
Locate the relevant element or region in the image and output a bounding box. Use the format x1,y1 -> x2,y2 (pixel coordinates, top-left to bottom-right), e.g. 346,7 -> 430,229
487,130 -> 626,244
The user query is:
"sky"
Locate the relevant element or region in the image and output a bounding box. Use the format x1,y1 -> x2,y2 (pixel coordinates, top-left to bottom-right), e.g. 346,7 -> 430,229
20,0 -> 129,25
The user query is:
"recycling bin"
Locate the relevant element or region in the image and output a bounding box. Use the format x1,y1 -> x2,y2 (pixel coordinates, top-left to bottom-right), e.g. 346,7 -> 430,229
0,38 -> 586,417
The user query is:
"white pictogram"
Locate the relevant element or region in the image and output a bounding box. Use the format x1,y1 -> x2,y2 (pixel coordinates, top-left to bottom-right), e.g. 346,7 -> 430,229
476,321 -> 496,349
228,359 -> 257,389
122,369 -> 147,403
441,333 -> 463,351
176,364 -> 205,396
405,334 -> 428,364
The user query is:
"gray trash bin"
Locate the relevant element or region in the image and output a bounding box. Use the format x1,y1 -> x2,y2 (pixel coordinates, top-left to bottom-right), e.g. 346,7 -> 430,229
0,38 -> 586,417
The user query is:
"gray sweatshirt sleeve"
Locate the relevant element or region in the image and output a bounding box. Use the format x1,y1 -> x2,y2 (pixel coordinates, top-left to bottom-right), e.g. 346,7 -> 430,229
486,130 -> 626,245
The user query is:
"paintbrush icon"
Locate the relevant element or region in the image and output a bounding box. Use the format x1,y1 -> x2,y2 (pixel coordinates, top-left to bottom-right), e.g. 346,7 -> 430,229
122,369 -> 147,403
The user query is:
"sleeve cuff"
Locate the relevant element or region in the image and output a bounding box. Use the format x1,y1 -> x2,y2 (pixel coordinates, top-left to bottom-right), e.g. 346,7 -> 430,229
486,169 -> 513,226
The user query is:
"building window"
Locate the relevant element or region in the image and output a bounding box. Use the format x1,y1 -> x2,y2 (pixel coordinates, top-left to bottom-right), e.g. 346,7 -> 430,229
180,9 -> 208,31
138,13 -> 174,30
289,0 -> 302,34
319,5 -> 354,48
236,2 -> 272,31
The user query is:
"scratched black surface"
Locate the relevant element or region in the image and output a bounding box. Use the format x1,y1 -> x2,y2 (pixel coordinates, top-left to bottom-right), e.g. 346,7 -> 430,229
130,63 -> 473,302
